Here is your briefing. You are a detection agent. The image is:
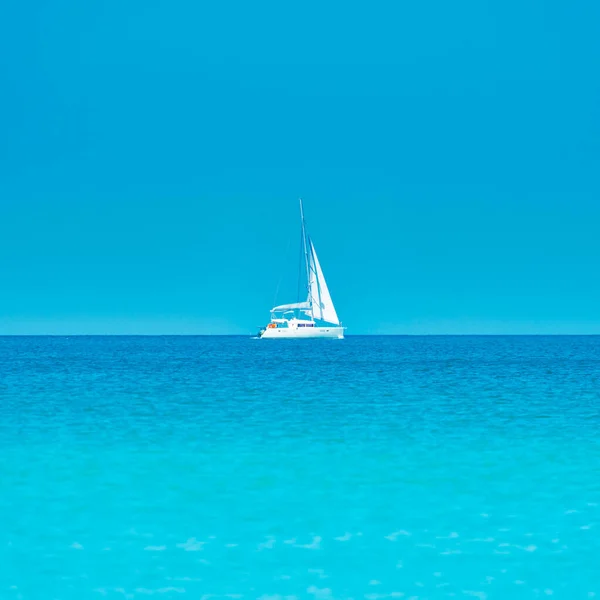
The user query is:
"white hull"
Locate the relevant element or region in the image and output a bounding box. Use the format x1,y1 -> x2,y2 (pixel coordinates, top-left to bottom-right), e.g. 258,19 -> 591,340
260,326 -> 344,339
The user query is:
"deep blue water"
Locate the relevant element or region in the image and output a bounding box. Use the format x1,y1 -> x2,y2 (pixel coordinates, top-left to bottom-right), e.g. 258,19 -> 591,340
1,335 -> 600,599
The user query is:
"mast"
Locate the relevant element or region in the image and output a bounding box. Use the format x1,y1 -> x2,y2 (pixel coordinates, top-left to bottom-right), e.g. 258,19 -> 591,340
299,198 -> 312,316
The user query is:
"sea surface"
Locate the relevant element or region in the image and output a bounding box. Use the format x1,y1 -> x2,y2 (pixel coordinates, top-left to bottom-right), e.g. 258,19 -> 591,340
1,335 -> 600,599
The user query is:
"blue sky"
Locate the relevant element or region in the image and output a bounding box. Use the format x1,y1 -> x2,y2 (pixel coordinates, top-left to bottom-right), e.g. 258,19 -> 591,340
1,0 -> 599,334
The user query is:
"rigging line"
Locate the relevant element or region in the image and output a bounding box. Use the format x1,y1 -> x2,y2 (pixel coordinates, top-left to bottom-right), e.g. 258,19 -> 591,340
296,220 -> 305,303
300,199 -> 311,300
273,233 -> 292,309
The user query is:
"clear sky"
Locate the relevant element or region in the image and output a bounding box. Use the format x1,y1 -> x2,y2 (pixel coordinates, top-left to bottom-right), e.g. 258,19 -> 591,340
1,0 -> 599,334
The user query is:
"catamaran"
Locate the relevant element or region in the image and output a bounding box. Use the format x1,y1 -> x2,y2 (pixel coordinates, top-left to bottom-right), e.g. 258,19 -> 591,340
258,200 -> 345,339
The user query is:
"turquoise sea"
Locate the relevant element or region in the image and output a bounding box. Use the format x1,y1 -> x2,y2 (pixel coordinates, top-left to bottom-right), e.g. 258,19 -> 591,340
1,335 -> 600,599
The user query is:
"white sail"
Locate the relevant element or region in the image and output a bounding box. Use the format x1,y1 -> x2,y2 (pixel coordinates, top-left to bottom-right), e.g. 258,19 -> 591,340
308,238 -> 339,325
307,247 -> 322,320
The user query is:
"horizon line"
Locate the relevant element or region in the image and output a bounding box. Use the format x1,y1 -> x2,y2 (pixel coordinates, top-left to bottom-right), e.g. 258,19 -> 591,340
2,333 -> 600,337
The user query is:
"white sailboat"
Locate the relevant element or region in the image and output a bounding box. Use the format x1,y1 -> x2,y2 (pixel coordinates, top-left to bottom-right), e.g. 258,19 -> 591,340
258,200 -> 345,339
